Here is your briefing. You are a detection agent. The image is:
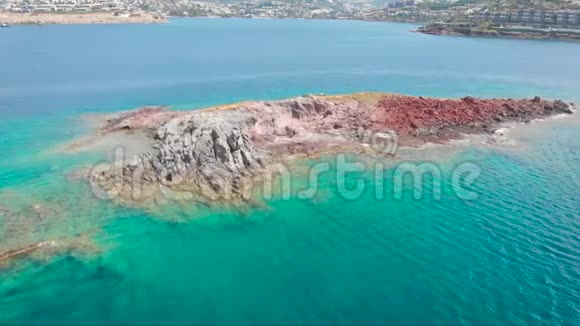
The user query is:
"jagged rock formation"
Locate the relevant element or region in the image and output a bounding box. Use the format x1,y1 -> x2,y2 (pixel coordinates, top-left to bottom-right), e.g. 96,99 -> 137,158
129,109 -> 266,200
88,93 -> 575,205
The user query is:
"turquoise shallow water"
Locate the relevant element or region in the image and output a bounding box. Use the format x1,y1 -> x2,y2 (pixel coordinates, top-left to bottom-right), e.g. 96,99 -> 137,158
0,18 -> 579,325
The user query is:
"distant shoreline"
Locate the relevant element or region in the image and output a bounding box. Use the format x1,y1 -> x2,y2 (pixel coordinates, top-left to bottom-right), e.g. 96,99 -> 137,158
0,12 -> 166,25
0,13 -> 425,27
0,13 -> 428,28
416,23 -> 580,42
5,12 -> 579,44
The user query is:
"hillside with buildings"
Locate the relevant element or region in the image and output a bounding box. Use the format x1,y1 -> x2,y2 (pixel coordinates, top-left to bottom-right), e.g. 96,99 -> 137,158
0,0 -> 374,19
1,0 -> 580,31
414,0 -> 580,41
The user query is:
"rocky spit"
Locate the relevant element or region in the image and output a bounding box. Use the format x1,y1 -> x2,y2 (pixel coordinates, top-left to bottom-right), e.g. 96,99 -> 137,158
87,93 -> 574,206
0,12 -> 166,25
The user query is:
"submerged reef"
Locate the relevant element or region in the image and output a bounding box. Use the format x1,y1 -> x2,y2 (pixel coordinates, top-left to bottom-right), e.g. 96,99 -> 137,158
0,191 -> 103,267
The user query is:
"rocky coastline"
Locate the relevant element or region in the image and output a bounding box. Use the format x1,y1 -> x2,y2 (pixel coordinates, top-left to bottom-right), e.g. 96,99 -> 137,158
86,93 -> 575,206
416,23 -> 580,41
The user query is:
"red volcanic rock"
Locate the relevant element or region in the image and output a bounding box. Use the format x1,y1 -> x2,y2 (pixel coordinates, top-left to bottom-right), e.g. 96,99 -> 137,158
371,95 -> 573,142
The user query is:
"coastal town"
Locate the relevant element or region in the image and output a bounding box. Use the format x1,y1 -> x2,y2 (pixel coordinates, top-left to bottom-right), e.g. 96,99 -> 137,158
1,0 -> 134,13
1,0 -> 580,40
381,1 -> 580,25
2,0 -> 366,19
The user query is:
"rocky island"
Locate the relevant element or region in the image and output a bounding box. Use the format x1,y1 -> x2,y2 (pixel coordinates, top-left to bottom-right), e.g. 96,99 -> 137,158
86,93 -> 575,206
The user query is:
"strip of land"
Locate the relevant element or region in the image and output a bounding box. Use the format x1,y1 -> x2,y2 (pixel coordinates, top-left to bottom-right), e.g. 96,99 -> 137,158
0,12 -> 165,25
417,22 -> 580,41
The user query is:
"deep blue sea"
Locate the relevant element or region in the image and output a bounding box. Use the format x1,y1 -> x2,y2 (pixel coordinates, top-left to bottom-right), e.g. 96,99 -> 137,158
0,18 -> 579,325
